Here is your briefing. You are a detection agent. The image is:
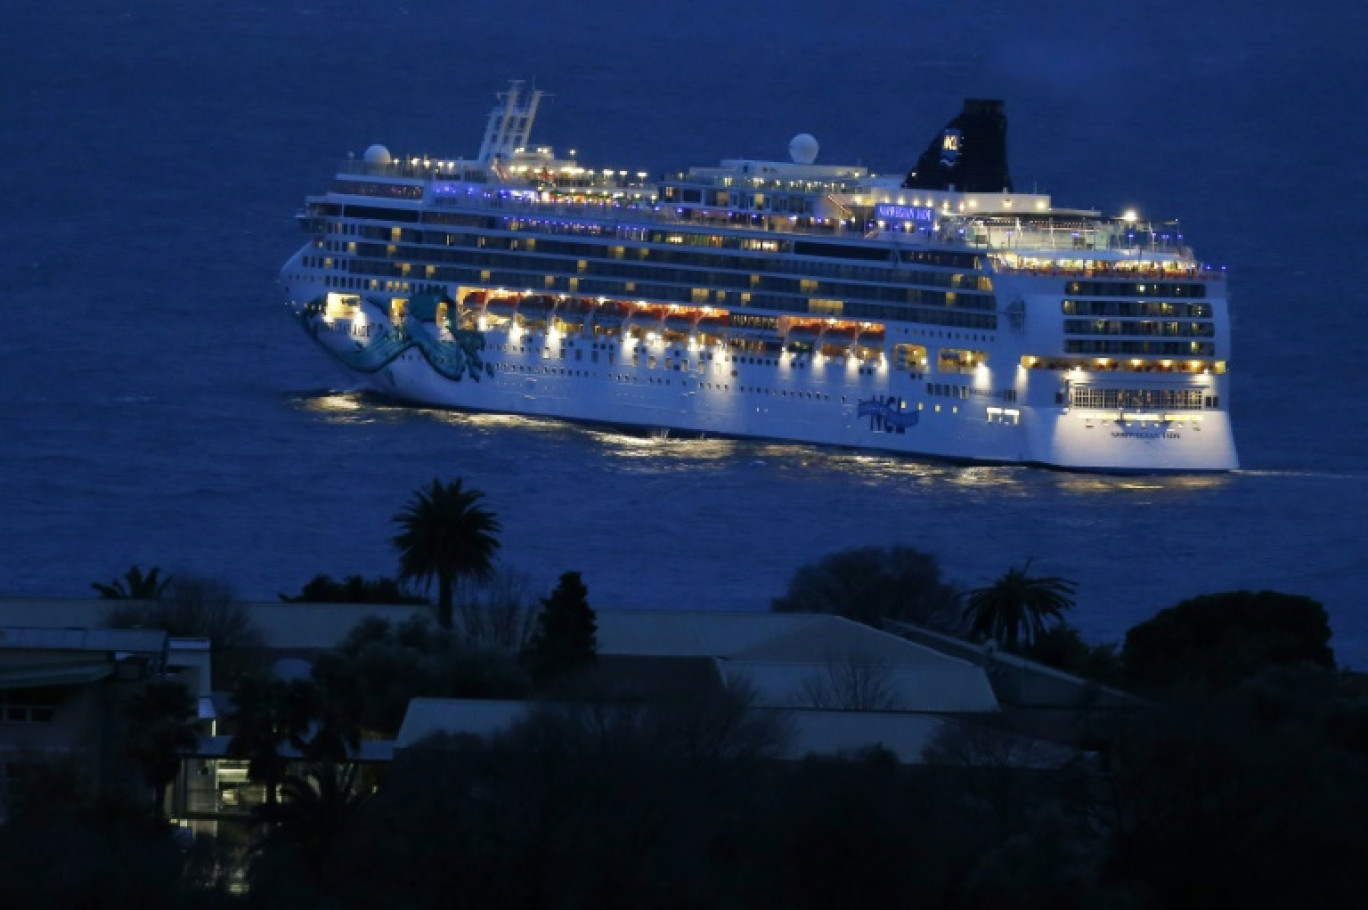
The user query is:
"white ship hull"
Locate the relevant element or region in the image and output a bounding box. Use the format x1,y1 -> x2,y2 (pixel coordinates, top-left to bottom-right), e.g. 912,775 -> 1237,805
284,275 -> 1237,473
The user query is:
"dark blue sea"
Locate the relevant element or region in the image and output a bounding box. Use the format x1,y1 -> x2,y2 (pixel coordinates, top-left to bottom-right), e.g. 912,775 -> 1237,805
5,0 -> 1366,664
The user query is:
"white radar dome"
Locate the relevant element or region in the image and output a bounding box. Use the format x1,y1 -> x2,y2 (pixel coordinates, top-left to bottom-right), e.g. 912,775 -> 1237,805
788,133 -> 819,165
362,144 -> 393,166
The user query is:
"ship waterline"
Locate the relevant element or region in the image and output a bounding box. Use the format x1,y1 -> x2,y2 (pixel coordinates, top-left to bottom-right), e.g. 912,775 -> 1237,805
281,82 -> 1237,472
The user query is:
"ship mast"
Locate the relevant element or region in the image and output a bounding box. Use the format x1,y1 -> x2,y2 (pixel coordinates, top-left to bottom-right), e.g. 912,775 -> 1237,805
477,80 -> 544,165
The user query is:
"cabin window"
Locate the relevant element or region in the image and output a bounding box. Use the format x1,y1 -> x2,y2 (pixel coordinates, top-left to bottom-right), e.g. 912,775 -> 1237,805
937,347 -> 988,374
0,687 -> 62,724
894,344 -> 928,372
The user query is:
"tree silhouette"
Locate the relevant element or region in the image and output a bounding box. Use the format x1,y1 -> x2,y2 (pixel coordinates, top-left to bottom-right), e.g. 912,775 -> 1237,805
1122,590 -> 1335,695
92,564 -> 171,600
962,560 -> 1076,651
770,545 -> 962,633
312,614 -> 529,737
122,679 -> 200,811
279,573 -> 427,605
226,676 -> 303,809
1022,622 -> 1122,685
522,571 -> 597,689
392,478 -> 501,629
251,759 -> 374,889
102,573 -> 265,687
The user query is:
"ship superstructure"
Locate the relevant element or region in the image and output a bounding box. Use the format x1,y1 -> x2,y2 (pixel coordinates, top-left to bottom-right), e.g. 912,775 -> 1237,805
280,81 -> 1237,471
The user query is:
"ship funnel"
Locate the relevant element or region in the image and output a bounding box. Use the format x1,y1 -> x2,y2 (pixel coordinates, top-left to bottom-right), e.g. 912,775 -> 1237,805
902,99 -> 1012,193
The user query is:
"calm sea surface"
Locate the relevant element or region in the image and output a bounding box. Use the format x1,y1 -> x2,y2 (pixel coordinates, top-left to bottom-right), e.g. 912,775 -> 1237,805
4,1 -> 1366,664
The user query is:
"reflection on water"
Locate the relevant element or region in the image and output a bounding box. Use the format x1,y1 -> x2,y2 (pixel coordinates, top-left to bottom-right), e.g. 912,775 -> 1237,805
295,390 -> 565,435
442,412 -> 560,434
1054,471 -> 1233,497
1237,469 -> 1359,481
294,390 -> 417,425
584,427 -> 742,463
947,465 -> 1029,490
298,391 -> 365,413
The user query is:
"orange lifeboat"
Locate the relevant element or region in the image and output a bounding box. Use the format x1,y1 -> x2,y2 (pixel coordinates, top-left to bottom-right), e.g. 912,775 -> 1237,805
592,299 -> 632,330
821,323 -> 859,352
626,305 -> 665,337
785,320 -> 824,345
696,313 -> 731,337
856,325 -> 886,353
517,294 -> 557,327
662,308 -> 701,334
482,294 -> 518,319
556,298 -> 592,331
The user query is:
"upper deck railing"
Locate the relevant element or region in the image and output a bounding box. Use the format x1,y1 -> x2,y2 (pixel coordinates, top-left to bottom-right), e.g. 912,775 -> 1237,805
956,216 -> 1196,260
336,157 -> 640,191
322,162 -> 1210,266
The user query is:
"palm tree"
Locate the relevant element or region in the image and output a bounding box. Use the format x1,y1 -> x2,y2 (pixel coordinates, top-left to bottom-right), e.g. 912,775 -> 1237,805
257,760 -> 373,881
962,560 -> 1076,652
123,679 -> 200,812
392,478 -> 501,629
228,674 -> 362,820
227,676 -> 297,809
93,564 -> 171,599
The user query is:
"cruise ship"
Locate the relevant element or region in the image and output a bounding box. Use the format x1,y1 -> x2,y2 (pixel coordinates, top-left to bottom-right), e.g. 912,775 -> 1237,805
280,82 -> 1237,472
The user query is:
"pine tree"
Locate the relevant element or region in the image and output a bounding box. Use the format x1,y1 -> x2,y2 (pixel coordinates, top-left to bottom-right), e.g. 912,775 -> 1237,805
123,679 -> 199,811
523,571 -> 597,689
